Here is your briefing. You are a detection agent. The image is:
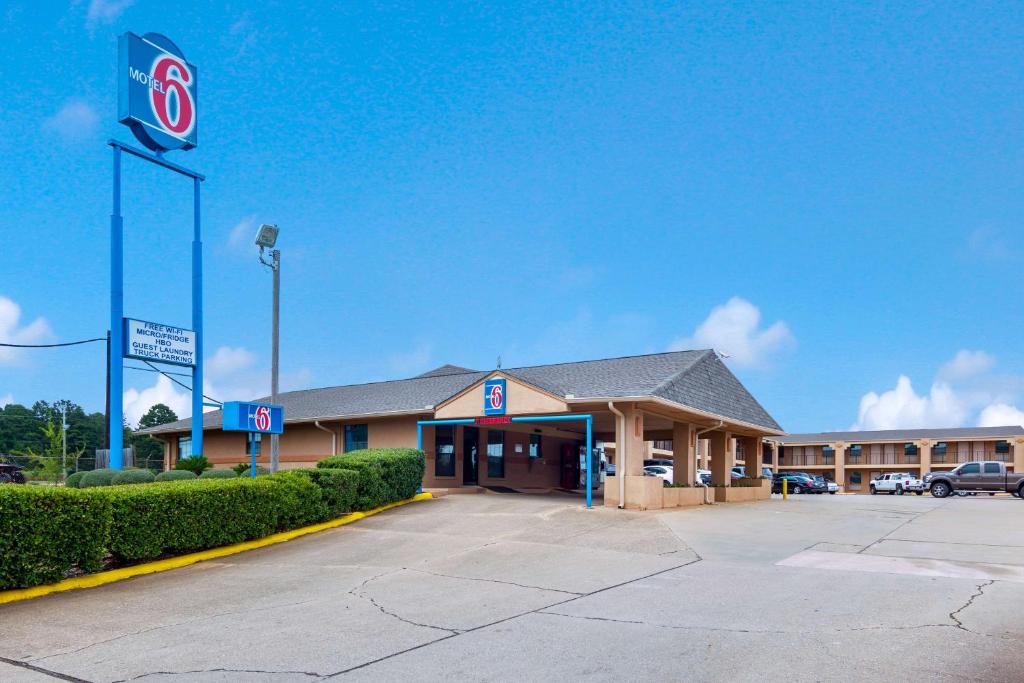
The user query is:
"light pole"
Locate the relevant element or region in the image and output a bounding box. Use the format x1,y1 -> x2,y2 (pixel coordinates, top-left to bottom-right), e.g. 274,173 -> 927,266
256,224 -> 281,472
60,403 -> 67,481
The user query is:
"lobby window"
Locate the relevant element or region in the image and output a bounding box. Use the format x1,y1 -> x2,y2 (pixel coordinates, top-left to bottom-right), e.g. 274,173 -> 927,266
529,434 -> 542,459
849,444 -> 862,462
487,430 -> 505,478
177,436 -> 192,460
247,433 -> 262,456
822,447 -> 835,464
344,424 -> 368,452
435,425 -> 455,477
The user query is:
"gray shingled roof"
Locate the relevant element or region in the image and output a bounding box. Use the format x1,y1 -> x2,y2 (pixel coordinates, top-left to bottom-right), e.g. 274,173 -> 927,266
141,350 -> 782,434
778,426 -> 1024,444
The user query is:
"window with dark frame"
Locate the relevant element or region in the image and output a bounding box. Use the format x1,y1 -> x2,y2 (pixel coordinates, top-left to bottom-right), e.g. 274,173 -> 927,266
822,446 -> 835,464
247,433 -> 262,456
933,442 -> 947,462
344,424 -> 368,452
435,425 -> 455,477
529,433 -> 542,458
177,436 -> 192,459
996,440 -> 1010,455
487,430 -> 504,478
849,444 -> 862,462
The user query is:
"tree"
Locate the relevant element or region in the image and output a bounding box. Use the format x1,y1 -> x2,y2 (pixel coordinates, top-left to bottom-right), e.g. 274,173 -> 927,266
133,403 -> 178,471
14,418 -> 84,482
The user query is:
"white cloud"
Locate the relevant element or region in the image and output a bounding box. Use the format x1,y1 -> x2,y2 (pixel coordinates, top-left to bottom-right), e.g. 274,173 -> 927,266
41,99 -> 99,141
938,350 -> 995,382
0,393 -> 13,408
852,350 -> 1024,430
228,215 -> 258,250
0,296 -> 53,365
853,376 -> 968,430
669,297 -> 794,368
85,0 -> 134,26
978,404 -> 1024,429
207,346 -> 258,379
387,344 -> 433,377
123,375 -> 192,428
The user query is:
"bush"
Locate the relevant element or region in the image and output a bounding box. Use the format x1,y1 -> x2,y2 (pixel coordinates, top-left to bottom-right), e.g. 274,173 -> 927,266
265,471 -> 329,527
112,469 -> 157,486
80,468 -> 119,488
291,468 -> 359,518
0,486 -> 110,589
199,469 -> 237,479
155,470 -> 197,482
174,455 -> 210,475
317,448 -> 424,510
64,472 -> 87,489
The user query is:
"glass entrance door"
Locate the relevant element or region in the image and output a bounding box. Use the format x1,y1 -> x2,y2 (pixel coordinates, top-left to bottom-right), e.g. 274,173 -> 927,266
463,427 -> 479,484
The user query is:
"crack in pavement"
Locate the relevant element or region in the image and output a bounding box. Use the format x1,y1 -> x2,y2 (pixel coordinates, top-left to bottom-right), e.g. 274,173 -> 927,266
857,499 -> 951,555
348,568 -> 460,635
403,567 -> 582,595
949,579 -> 994,633
322,557 -> 703,679
0,656 -> 93,683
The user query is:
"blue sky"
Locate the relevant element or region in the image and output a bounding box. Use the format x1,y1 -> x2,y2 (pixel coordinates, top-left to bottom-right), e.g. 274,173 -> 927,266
1,1 -> 1022,432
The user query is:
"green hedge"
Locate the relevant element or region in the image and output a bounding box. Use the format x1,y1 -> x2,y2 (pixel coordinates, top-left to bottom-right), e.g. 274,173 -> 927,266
80,468 -> 119,488
300,468 -> 359,518
317,448 -> 424,510
64,472 -> 87,489
155,470 -> 197,482
112,469 -> 156,486
199,469 -> 237,479
0,486 -> 110,589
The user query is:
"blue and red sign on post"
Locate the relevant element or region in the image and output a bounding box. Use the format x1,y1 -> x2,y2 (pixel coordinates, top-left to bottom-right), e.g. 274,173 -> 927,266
484,378 -> 506,416
118,32 -> 198,152
222,402 -> 285,435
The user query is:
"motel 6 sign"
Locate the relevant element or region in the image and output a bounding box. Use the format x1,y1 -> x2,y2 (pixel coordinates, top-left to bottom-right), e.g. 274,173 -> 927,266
221,401 -> 285,435
118,32 -> 197,152
484,378 -> 506,416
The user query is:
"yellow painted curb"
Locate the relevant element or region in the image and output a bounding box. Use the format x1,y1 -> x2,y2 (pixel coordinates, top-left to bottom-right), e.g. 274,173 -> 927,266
0,492 -> 433,606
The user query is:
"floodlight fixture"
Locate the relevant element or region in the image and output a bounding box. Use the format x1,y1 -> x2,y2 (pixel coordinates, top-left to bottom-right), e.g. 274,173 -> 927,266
255,223 -> 279,249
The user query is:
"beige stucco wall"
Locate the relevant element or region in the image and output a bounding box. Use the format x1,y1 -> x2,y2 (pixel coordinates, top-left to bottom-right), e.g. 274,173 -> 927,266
434,374 -> 568,419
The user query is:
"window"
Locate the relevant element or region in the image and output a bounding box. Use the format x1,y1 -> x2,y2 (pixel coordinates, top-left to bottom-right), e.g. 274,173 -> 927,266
487,430 -> 504,478
983,462 -> 1001,474
996,440 -> 1010,455
960,463 -> 980,475
434,425 -> 455,477
529,434 -> 542,459
933,442 -> 947,462
177,436 -> 192,460
904,443 -> 919,458
247,433 -> 262,456
849,444 -> 862,462
344,424 -> 368,452
822,446 -> 835,464
850,472 -> 862,490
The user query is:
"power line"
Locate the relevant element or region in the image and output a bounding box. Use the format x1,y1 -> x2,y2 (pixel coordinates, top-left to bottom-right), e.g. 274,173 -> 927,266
141,360 -> 221,406
0,337 -> 105,348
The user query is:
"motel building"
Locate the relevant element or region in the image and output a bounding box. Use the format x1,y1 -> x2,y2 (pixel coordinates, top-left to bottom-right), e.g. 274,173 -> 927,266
142,350 -> 784,509
771,427 -> 1024,494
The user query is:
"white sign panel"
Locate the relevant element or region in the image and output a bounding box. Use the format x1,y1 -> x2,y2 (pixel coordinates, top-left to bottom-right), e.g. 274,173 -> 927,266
123,318 -> 196,367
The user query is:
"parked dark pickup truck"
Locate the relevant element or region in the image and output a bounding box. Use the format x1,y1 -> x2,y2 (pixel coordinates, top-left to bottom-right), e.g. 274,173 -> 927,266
929,461 -> 1024,498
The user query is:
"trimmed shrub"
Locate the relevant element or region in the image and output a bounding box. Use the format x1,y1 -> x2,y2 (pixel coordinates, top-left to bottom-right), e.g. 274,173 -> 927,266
155,470 -> 197,482
80,468 -> 119,488
317,448 -> 424,510
174,455 -> 211,475
199,469 -> 237,479
305,468 -> 359,517
265,471 -> 329,526
0,486 -> 110,589
112,469 -> 157,486
64,471 -> 87,489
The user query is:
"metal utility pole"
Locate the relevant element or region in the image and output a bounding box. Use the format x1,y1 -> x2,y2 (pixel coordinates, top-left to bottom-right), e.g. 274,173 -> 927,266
256,224 -> 281,472
60,403 -> 68,481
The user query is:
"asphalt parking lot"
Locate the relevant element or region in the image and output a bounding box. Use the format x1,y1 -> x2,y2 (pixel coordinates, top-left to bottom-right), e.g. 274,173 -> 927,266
2,492 -> 1024,682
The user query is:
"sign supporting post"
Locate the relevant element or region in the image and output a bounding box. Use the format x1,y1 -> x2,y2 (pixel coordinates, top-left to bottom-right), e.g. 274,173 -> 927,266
109,146 -> 124,470
249,433 -> 256,478
191,176 -> 204,459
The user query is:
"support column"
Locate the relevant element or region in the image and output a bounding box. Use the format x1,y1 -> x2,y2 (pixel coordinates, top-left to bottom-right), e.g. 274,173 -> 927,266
770,441 -> 779,472
620,405 -> 645,476
917,440 -> 931,479
833,442 -> 846,490
672,422 -> 696,487
709,430 -> 732,486
1013,438 -> 1024,474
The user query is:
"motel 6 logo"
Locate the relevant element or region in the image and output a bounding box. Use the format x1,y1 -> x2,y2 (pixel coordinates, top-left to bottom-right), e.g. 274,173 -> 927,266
119,32 -> 198,153
252,405 -> 272,432
484,378 -> 507,416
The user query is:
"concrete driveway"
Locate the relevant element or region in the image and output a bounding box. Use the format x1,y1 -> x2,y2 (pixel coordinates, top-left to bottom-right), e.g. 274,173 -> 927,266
2,492 -> 1024,682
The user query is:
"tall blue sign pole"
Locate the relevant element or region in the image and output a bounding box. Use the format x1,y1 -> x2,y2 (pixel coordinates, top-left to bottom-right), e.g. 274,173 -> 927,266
109,32 -> 202,468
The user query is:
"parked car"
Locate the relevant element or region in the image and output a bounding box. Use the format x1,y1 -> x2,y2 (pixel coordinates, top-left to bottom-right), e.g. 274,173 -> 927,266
772,473 -> 826,494
761,467 -> 774,479
929,461 -> 1024,498
605,462 -> 616,476
0,459 -> 27,484
869,472 -> 924,495
731,466 -> 745,477
643,465 -> 674,486
644,458 -> 674,467
697,469 -> 711,486
814,475 -> 840,494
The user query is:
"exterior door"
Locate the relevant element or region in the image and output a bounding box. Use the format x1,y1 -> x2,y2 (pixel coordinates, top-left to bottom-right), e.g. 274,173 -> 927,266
462,427 -> 479,485
980,462 -> 1002,491
958,462 -> 982,490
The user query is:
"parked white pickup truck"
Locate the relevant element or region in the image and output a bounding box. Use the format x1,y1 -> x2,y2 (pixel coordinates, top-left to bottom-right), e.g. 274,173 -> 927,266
869,472 -> 924,495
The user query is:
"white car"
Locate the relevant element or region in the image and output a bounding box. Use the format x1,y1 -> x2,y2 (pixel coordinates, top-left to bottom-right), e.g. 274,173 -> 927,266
825,480 -> 840,494
643,465 -> 673,485
869,472 -> 924,495
697,468 -> 711,485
